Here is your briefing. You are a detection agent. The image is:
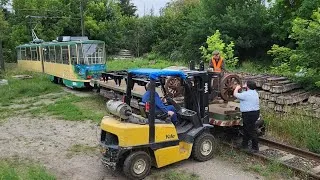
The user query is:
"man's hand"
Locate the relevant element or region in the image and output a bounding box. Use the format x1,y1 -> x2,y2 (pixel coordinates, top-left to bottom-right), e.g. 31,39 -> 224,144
234,85 -> 241,96
234,85 -> 241,91
168,111 -> 175,116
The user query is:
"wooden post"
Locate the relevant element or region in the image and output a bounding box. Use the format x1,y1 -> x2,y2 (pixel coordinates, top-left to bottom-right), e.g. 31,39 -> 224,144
0,40 -> 4,72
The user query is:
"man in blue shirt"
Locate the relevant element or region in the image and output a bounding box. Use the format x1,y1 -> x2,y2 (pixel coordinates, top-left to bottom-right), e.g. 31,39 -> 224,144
142,83 -> 178,125
233,80 -> 260,153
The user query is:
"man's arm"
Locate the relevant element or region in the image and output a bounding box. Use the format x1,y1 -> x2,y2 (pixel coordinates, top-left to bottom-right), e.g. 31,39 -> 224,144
154,92 -> 168,113
233,85 -> 246,100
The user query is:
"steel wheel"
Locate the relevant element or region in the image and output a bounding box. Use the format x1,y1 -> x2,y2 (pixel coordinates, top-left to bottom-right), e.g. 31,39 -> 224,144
164,77 -> 184,98
220,74 -> 241,101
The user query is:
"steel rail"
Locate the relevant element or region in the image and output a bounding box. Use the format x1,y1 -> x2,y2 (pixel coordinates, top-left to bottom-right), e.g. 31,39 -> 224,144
223,139 -> 320,179
258,137 -> 320,162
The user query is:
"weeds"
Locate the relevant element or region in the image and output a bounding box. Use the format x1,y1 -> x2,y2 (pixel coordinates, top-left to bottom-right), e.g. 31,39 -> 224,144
245,160 -> 293,178
107,58 -> 186,71
0,158 -> 56,180
262,108 -> 320,153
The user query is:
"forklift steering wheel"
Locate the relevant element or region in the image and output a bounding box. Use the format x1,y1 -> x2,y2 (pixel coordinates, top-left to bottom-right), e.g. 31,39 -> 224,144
165,97 -> 181,112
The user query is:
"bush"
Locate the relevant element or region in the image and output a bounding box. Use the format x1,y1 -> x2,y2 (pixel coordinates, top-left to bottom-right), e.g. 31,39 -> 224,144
200,30 -> 239,69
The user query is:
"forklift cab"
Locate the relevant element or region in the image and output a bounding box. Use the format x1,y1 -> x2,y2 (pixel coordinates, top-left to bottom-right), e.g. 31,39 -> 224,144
100,68 -> 216,180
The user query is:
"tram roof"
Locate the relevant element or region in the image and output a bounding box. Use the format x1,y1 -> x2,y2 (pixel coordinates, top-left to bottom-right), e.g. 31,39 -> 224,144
16,40 -> 105,48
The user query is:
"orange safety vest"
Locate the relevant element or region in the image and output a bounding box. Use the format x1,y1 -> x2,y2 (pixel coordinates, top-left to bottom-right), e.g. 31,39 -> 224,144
211,57 -> 223,73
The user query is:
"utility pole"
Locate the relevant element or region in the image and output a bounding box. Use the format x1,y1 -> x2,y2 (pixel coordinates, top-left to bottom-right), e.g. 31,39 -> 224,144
80,0 -> 85,36
0,40 -> 4,72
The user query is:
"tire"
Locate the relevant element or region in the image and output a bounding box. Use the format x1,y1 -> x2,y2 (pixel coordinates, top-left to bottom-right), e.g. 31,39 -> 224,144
192,132 -> 216,162
123,151 -> 151,180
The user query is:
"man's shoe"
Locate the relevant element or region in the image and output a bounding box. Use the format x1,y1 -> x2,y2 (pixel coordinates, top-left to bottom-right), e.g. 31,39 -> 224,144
236,144 -> 249,151
249,149 -> 259,154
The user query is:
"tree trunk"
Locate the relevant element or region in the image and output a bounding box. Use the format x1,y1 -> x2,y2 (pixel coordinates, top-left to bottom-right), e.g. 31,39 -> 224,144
0,40 -> 4,71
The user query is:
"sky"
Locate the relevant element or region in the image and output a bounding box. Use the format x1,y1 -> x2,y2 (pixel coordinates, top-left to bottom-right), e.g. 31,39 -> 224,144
131,0 -> 171,16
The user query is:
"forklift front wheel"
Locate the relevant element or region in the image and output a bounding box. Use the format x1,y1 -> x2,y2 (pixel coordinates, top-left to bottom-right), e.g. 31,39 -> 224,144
192,133 -> 215,162
123,151 -> 151,180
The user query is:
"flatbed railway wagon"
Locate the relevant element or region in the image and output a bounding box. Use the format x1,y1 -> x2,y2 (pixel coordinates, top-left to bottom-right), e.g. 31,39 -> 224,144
90,69 -> 265,136
16,36 -> 106,88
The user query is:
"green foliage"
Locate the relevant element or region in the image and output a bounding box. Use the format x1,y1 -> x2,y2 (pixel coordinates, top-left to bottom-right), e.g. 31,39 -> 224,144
117,0 -> 137,17
268,8 -> 320,89
0,9 -> 8,40
0,159 -> 56,180
200,30 -> 238,68
262,108 -> 320,153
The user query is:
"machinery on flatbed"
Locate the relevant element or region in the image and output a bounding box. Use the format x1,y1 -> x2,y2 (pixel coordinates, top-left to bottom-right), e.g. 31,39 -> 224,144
100,69 -> 216,179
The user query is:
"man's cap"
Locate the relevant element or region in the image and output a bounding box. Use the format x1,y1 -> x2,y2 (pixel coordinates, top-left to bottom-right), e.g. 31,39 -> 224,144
213,50 -> 220,55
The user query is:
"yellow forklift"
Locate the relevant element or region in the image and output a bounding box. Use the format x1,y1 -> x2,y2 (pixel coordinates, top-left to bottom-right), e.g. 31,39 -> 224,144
99,68 -> 215,179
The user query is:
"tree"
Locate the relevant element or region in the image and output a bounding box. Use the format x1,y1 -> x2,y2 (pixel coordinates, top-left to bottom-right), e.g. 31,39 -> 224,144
117,0 -> 137,17
268,8 -> 320,89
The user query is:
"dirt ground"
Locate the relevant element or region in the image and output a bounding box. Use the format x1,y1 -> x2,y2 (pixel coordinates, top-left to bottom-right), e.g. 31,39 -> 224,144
0,89 -> 265,180
0,117 -> 264,180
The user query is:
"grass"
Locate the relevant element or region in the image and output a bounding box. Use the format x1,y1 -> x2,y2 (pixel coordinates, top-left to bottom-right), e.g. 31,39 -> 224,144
32,94 -> 108,122
0,68 -> 62,105
245,160 -> 293,178
0,158 -> 56,180
150,170 -> 200,180
233,60 -> 271,74
262,108 -> 320,154
107,58 -> 186,71
217,146 -> 294,179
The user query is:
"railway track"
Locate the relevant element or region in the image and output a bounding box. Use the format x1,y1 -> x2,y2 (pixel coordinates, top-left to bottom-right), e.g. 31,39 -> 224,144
225,137 -> 320,179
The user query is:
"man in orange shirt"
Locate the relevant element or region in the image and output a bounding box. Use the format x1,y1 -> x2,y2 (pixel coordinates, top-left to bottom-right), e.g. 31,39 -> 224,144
208,50 -> 227,101
209,50 -> 226,73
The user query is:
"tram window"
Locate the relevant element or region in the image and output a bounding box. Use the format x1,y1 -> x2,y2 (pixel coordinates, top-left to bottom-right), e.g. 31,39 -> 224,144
70,45 -> 77,65
79,43 -> 105,64
26,47 -> 31,60
43,47 -> 50,62
17,49 -> 21,60
21,47 -> 26,60
61,46 -> 69,64
56,46 -> 62,64
31,47 -> 38,61
49,46 -> 56,63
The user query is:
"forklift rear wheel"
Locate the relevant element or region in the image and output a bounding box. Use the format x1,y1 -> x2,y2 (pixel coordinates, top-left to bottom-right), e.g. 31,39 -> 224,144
123,151 -> 151,180
192,133 -> 215,162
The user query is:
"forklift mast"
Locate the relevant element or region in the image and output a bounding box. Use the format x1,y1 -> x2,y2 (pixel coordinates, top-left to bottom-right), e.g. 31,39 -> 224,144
124,70 -> 211,127
183,71 -> 210,125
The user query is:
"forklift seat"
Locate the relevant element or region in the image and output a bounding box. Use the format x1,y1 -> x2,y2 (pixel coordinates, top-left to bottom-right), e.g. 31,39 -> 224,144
138,102 -> 171,123
138,102 -> 148,118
